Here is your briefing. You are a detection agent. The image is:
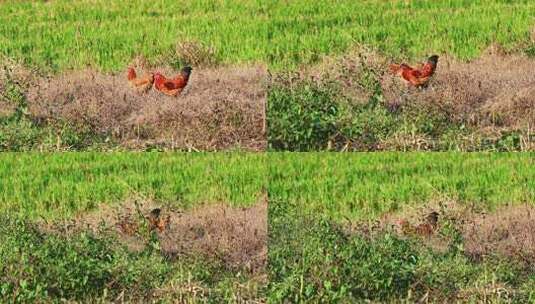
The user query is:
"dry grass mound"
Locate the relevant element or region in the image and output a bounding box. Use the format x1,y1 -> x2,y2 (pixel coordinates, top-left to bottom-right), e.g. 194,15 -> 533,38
382,47 -> 535,132
463,204 -> 535,264
0,101 -> 16,118
348,201 -> 535,265
25,65 -> 266,151
40,199 -> 268,274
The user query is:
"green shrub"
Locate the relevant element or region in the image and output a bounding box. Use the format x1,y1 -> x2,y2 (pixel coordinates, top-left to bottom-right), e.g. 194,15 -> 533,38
0,215 -> 265,302
268,203 -> 535,302
268,79 -> 341,151
268,207 -> 418,302
0,216 -> 169,302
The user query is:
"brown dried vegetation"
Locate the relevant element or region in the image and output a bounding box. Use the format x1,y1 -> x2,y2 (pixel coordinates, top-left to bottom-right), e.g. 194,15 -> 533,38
40,199 -> 268,274
350,201 -> 535,265
173,40 -> 218,68
0,100 -> 16,118
463,204 -> 535,264
382,47 -> 535,133
22,65 -> 266,151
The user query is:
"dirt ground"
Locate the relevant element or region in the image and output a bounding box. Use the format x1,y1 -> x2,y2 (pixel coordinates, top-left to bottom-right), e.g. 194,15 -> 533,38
1,61 -> 267,151
39,198 -> 268,274
348,201 -> 535,265
305,46 -> 534,149
382,46 -> 535,133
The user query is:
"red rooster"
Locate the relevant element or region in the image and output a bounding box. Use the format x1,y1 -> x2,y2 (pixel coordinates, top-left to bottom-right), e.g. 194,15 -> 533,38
147,208 -> 170,232
153,66 -> 193,97
389,55 -> 439,87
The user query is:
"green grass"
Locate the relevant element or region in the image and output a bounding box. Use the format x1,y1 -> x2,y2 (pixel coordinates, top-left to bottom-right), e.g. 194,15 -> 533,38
0,153 -> 266,220
0,0 -> 270,72
1,0 -> 534,71
269,153 -> 535,221
269,0 -> 535,68
6,153 -> 532,222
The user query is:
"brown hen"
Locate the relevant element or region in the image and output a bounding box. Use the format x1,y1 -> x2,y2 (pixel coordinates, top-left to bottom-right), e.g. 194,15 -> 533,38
399,211 -> 439,238
127,67 -> 154,93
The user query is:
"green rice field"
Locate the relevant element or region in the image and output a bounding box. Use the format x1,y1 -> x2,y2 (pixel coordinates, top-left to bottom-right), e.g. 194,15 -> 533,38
269,152 -> 535,220
1,0 -> 533,71
0,153 -> 266,219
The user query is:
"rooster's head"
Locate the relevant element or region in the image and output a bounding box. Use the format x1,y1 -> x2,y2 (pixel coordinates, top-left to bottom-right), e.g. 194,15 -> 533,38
427,55 -> 439,66
181,66 -> 193,76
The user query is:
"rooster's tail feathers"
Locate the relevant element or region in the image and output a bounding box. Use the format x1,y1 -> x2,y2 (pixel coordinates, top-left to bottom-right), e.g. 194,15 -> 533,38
127,67 -> 136,81
389,64 -> 402,74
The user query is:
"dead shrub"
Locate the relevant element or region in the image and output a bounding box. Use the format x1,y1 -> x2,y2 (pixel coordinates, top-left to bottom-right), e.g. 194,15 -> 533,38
463,204 -> 535,265
0,57 -> 38,89
307,45 -> 387,104
0,101 -> 16,118
174,40 -> 218,68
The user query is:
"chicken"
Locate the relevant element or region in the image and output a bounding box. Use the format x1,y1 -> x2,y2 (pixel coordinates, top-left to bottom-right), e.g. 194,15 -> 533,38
426,211 -> 439,227
127,67 -> 154,93
399,211 -> 439,237
153,66 -> 193,97
389,55 -> 439,87
147,208 -> 170,232
399,219 -> 416,235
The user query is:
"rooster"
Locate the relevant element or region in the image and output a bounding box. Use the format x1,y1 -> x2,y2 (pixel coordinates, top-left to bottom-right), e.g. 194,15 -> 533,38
147,208 -> 170,232
127,67 -> 154,93
153,66 -> 193,97
389,55 -> 439,88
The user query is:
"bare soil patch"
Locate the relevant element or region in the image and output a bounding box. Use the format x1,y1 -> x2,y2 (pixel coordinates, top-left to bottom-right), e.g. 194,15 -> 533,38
347,202 -> 535,265
40,199 -> 268,274
24,65 -> 267,151
382,47 -> 535,133
304,46 -> 534,149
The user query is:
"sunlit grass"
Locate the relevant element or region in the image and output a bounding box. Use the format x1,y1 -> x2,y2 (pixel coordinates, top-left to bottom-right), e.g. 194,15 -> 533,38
0,153 -> 266,219
1,0 -> 533,71
269,152 -> 535,220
